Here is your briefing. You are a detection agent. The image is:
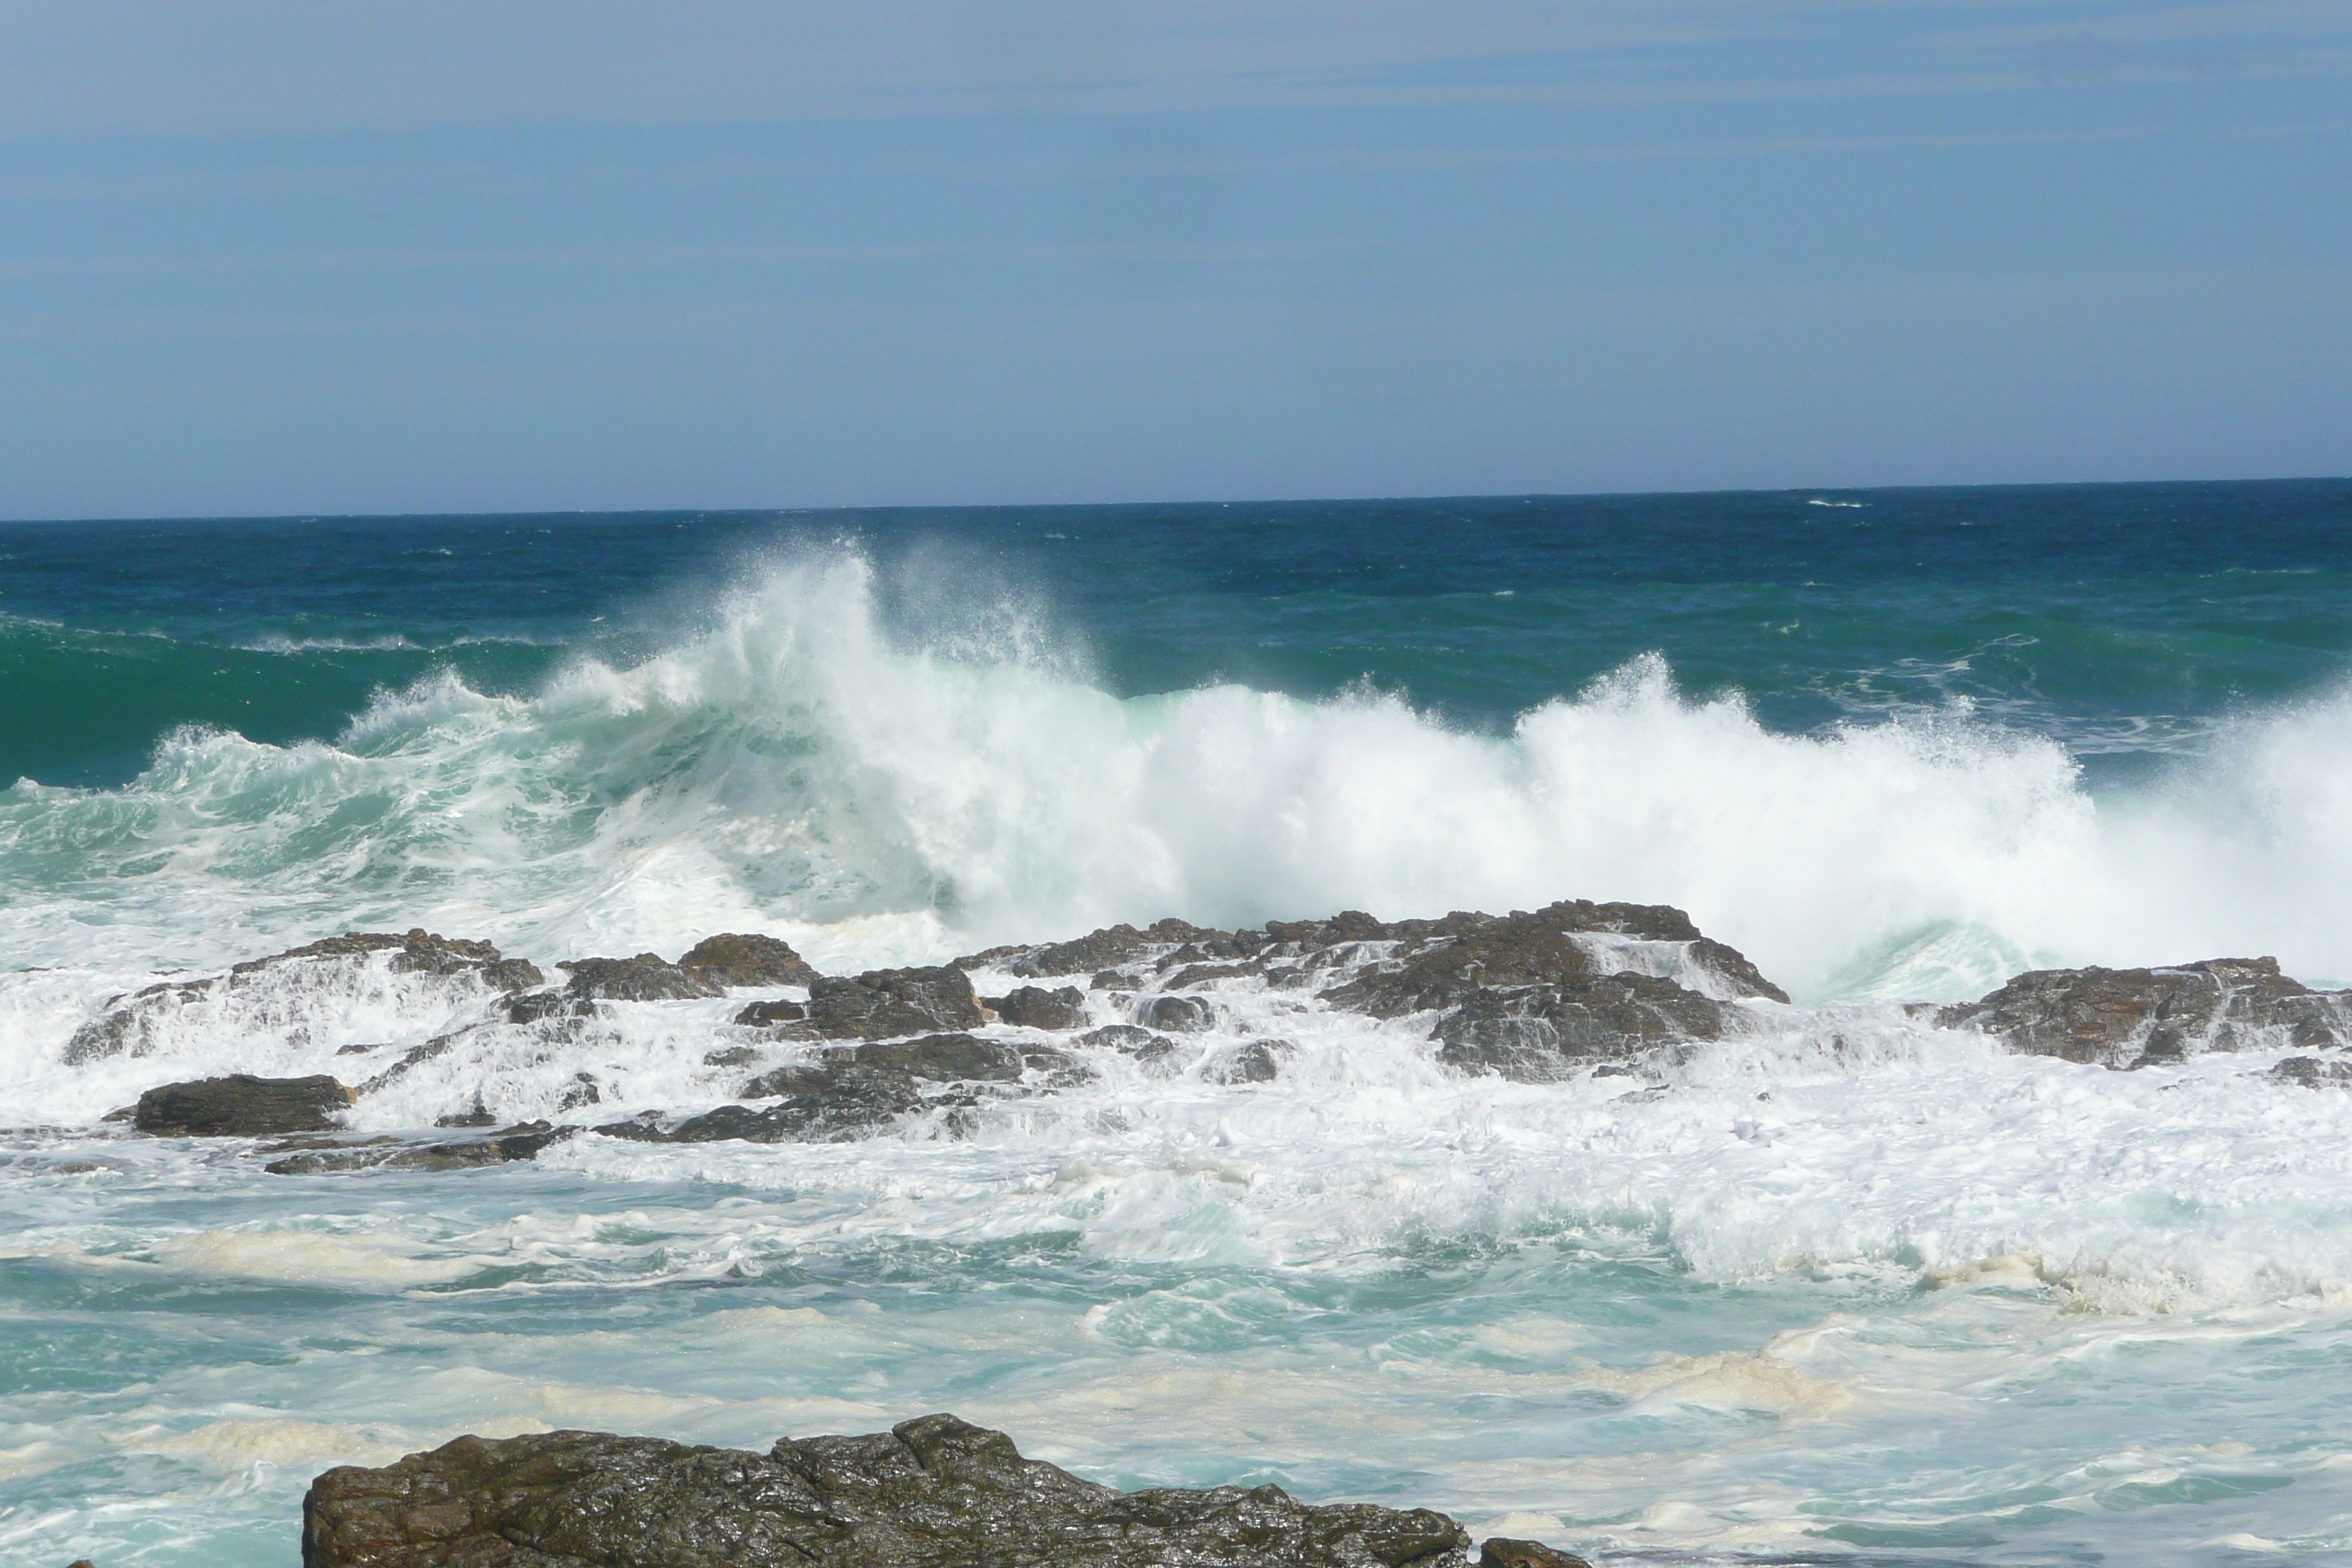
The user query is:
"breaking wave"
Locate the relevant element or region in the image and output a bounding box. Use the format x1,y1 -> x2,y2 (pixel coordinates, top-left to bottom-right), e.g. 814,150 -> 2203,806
4,549 -> 2351,997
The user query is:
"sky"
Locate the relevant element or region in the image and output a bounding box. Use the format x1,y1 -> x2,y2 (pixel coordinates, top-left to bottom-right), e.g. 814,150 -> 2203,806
0,1 -> 2346,517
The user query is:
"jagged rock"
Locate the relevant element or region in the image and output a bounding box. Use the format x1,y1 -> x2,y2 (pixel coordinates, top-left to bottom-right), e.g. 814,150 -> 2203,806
559,954 -> 723,1001
265,1122 -> 570,1175
1078,1024 -> 1186,1074
956,919 -> 1240,980
64,930 -> 539,1064
747,1035 -> 1028,1093
133,1074 -> 355,1137
734,998 -> 808,1027
2272,1055 -> 2352,1088
505,990 -> 594,1025
1139,994 -> 1215,1033
1940,957 -> 2352,1068
236,930 -> 544,992
301,1411 -> 1471,1568
806,967 -> 984,1039
1433,973 -> 1733,1081
702,1045 -> 759,1068
984,984 -> 1088,1030
679,932 -> 821,989
1202,1038 -> 1292,1084
1480,1540 -> 1591,1568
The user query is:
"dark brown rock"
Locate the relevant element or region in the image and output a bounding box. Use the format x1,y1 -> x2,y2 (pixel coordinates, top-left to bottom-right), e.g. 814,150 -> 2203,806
806,967 -> 984,1039
1940,957 -> 2352,1068
559,954 -> 723,1002
133,1074 -> 355,1137
2272,1055 -> 2352,1088
984,984 -> 1088,1030
1078,1024 -> 1186,1074
679,932 -> 821,989
1480,1539 -> 1591,1568
1139,994 -> 1215,1033
301,1412 -> 1470,1568
64,930 -> 539,1064
265,1122 -> 571,1175
734,998 -> 807,1028
1202,1038 -> 1292,1084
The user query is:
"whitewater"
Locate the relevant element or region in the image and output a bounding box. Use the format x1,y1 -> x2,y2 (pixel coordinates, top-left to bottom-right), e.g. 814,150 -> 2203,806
5,489 -> 2352,1566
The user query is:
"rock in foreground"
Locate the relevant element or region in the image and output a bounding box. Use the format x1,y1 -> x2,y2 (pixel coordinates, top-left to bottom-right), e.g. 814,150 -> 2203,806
134,1074 -> 355,1137
302,1412 -> 1474,1568
1940,956 -> 2352,1068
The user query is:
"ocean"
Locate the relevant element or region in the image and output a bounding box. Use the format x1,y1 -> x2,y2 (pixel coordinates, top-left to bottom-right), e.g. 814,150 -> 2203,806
4,478 -> 2351,1564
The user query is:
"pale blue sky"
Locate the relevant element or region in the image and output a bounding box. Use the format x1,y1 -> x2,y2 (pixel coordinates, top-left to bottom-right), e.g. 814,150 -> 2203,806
1,1 -> 2346,516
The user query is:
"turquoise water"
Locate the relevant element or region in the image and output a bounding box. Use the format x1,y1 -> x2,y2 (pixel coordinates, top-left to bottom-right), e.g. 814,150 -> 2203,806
5,481 -> 2352,1565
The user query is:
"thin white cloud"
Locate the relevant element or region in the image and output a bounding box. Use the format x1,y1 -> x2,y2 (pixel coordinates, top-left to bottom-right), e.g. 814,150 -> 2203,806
0,0 -> 2344,137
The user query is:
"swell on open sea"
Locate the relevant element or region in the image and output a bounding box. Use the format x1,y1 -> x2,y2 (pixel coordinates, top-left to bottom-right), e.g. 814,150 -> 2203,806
4,479 -> 2351,1566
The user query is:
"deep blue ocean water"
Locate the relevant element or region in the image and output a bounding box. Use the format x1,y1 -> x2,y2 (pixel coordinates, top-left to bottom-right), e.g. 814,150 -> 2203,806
4,479 -> 2352,1567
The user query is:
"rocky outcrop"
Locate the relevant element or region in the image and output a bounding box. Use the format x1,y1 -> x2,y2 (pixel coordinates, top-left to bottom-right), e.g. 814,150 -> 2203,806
957,900 -> 1782,1082
64,930 -> 540,1063
558,954 -> 722,1002
604,1033 -> 1088,1146
134,1074 -> 355,1137
263,1121 -> 571,1175
301,1412 -> 1475,1568
1939,956 -> 2352,1068
806,967 -> 984,1039
984,984 -> 1088,1030
679,932 -> 821,989
1480,1542 -> 1591,1568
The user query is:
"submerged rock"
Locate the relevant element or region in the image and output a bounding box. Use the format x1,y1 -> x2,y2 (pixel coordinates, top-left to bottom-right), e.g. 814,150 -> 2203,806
806,966 -> 984,1039
558,953 -> 723,1001
679,932 -> 821,989
1940,957 -> 2352,1068
64,930 -> 539,1064
983,984 -> 1088,1030
1480,1541 -> 1591,1568
1200,1038 -> 1292,1085
301,1412 -> 1474,1568
2271,1055 -> 2352,1088
134,1074 -> 355,1137
263,1122 -> 570,1175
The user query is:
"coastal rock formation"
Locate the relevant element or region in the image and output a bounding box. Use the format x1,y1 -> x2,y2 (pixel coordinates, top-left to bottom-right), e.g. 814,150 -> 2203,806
965,899 -> 1782,1082
263,1121 -> 570,1175
558,953 -> 723,1002
134,1074 -> 355,1137
983,984 -> 1088,1030
604,1034 -> 1085,1146
1940,956 -> 2352,1068
301,1412 -> 1474,1568
64,930 -> 540,1064
806,966 -> 985,1039
679,932 -> 821,989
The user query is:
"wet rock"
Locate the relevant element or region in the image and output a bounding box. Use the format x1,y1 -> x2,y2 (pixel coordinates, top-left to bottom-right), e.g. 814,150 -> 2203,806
2271,1055 -> 2352,1088
748,1034 -> 1029,1091
702,1045 -> 759,1068
264,1122 -> 571,1175
957,919 -> 1249,981
1433,973 -> 1733,1082
679,932 -> 821,989
984,984 -> 1088,1030
806,966 -> 984,1039
133,1074 -> 355,1137
1201,1038 -> 1292,1085
1139,994 -> 1215,1033
734,998 -> 808,1028
558,954 -> 723,1002
301,1411 -> 1471,1568
605,1069 -> 934,1145
1077,1023 -> 1186,1074
1940,957 -> 2352,1068
505,990 -> 594,1025
1480,1540 -> 1591,1568
64,930 -> 540,1064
